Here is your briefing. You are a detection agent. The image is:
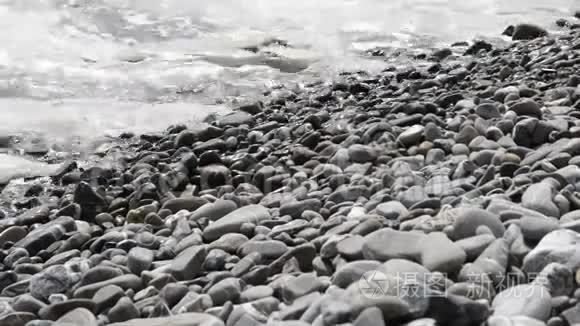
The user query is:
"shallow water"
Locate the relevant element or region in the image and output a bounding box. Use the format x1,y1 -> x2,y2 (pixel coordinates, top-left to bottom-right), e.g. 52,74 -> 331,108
0,0 -> 576,159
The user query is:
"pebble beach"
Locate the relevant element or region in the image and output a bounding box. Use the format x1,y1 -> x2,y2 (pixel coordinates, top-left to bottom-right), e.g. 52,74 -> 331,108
2,7 -> 580,326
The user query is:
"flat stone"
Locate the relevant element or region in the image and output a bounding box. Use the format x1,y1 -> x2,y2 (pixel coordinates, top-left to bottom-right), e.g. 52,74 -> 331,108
519,216 -> 560,241
353,306 -> 385,326
362,229 -> 425,261
238,240 -> 288,259
29,265 -> 76,300
208,233 -> 249,254
398,125 -> 424,147
170,245 -> 207,281
487,198 -> 548,220
509,99 -> 542,118
375,201 -> 408,219
39,299 -> 96,321
73,275 -> 143,299
521,181 -> 560,218
279,199 -> 321,219
107,313 -> 224,326
0,226 -> 27,247
13,294 -> 46,314
240,286 -> 273,302
92,285 -> 125,313
419,232 -> 466,273
15,216 -> 74,255
336,235 -> 365,260
190,200 -> 238,221
0,312 -> 36,326
492,284 -> 551,321
161,197 -> 208,214
475,103 -> 501,119
203,205 -> 270,242
216,111 -> 254,127
332,260 -> 382,288
16,205 -> 51,226
207,278 -> 242,306
455,234 -> 496,261
108,297 -> 139,323
511,23 -> 548,40
280,273 -> 324,302
348,144 -> 378,163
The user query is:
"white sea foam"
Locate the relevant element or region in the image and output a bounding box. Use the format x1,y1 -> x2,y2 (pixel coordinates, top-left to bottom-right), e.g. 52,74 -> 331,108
0,0 -> 574,172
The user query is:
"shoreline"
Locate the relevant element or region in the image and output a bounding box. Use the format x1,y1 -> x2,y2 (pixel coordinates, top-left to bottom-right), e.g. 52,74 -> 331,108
1,16 -> 580,326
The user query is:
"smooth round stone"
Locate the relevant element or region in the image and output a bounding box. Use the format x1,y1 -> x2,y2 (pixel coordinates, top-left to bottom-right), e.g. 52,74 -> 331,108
486,126 -> 504,140
127,247 -> 153,275
190,200 -> 238,222
207,278 -> 242,306
455,125 -> 479,145
203,249 -> 229,271
336,236 -> 365,260
424,122 -> 442,142
238,240 -> 288,259
425,148 -> 445,164
398,125 -> 425,147
375,201 -> 408,220
160,197 -> 207,214
170,246 -> 207,281
419,232 -> 466,273
509,99 -> 542,117
107,297 -> 139,323
362,228 -> 425,261
476,103 -> 501,119
353,307 -> 386,326
451,144 -> 470,156
13,294 -> 46,315
159,283 -> 189,308
39,299 -> 96,321
0,312 -> 36,326
208,234 -> 249,254
202,205 -> 270,242
0,226 -> 27,248
240,286 -> 273,302
348,144 -> 377,163
106,313 -> 224,326
54,308 -> 98,326
280,273 -> 325,302
547,317 -> 565,326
